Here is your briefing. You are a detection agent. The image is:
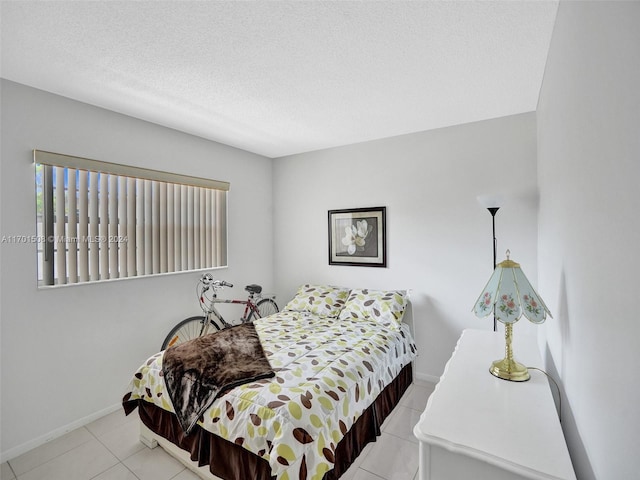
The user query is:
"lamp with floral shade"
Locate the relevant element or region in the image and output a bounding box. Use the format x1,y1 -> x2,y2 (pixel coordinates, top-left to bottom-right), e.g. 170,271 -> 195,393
473,250 -> 552,381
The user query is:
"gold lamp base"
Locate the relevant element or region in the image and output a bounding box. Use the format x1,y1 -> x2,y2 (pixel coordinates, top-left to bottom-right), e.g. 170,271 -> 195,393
489,358 -> 530,382
490,322 -> 531,382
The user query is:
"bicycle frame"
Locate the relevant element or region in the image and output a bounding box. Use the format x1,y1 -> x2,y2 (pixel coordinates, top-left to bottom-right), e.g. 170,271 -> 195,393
207,298 -> 260,328
200,287 -> 263,330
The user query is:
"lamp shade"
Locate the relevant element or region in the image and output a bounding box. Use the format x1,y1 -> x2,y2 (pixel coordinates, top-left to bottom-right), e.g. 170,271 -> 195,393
474,251 -> 551,324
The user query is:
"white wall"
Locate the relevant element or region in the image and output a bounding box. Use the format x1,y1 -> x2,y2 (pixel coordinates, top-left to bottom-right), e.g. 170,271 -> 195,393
0,80 -> 274,460
537,2 -> 640,479
273,113 -> 540,381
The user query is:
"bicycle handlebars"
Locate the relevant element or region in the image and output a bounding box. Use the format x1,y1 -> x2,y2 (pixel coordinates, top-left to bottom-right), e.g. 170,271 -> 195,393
200,273 -> 233,289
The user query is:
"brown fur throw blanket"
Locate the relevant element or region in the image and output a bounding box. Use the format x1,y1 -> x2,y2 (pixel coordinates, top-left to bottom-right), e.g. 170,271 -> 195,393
162,322 -> 274,434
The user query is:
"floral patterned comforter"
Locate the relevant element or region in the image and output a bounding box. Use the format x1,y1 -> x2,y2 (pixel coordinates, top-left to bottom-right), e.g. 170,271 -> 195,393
123,311 -> 417,480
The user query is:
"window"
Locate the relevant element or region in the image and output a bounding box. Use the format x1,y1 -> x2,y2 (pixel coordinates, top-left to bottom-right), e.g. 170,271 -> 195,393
35,150 -> 228,286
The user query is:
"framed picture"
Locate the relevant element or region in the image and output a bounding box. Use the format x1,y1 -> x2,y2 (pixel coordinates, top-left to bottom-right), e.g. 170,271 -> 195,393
328,206 -> 386,267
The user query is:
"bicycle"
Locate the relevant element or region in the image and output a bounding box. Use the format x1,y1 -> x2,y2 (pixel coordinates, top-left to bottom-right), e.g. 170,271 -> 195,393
161,273 -> 279,350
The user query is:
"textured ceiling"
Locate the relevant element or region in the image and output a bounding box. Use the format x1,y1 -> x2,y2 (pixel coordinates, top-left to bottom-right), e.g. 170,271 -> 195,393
1,1 -> 558,158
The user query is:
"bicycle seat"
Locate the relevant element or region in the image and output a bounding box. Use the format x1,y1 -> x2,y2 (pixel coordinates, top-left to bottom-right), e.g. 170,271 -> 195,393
245,284 -> 262,294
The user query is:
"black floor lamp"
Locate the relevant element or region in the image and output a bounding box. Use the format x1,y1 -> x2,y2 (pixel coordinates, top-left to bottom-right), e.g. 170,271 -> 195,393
477,194 -> 504,332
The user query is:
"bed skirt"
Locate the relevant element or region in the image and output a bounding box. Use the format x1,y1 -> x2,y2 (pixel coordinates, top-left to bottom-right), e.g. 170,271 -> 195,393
124,362 -> 413,480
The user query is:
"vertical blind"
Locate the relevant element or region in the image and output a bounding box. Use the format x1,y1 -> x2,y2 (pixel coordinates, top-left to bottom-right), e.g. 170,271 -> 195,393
35,150 -> 229,286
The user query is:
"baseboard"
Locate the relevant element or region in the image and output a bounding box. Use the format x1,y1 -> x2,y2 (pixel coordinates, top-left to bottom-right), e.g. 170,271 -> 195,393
0,403 -> 122,463
414,371 -> 441,385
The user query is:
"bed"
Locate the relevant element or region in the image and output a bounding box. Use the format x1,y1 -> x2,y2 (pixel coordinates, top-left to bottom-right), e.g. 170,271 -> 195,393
123,284 -> 417,480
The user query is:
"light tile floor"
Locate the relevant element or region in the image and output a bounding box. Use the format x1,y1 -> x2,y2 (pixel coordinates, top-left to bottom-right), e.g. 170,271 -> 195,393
1,380 -> 435,480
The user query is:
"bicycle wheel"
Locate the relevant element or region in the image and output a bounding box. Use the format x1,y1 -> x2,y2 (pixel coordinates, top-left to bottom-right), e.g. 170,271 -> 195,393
247,298 -> 279,322
161,316 -> 220,350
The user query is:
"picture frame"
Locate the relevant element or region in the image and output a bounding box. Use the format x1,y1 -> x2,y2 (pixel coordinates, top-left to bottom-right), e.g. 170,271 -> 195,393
328,206 -> 386,267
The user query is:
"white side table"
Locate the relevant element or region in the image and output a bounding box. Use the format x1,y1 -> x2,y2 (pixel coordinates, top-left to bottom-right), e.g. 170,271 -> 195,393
413,329 -> 576,480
